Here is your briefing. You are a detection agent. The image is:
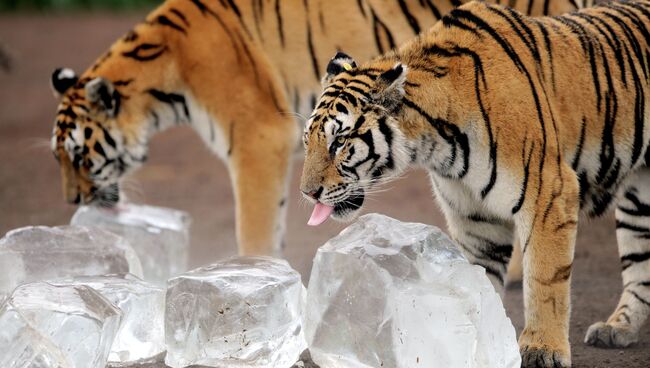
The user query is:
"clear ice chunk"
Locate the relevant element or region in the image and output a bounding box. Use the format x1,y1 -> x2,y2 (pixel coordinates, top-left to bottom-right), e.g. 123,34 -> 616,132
165,256 -> 307,368
0,281 -> 122,368
305,213 -> 521,368
71,204 -> 190,285
0,226 -> 143,298
48,274 -> 165,364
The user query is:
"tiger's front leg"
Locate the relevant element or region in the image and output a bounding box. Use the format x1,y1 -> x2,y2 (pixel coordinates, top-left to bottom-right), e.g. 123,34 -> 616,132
228,112 -> 297,256
434,180 -> 514,296
515,166 -> 580,368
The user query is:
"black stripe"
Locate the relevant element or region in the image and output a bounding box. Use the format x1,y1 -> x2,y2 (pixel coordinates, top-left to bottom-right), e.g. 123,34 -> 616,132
627,289 -> 650,308
347,85 -> 371,99
338,91 -> 359,107
573,13 -> 627,88
155,15 -> 186,35
353,115 -> 366,131
170,8 -> 190,27
356,0 -> 367,18
93,141 -> 105,157
555,16 -> 602,111
619,190 -> 650,217
371,10 -> 396,53
100,125 -> 116,149
335,103 -> 348,114
536,21 -> 555,90
233,30 -> 260,85
571,118 -> 587,170
424,0 -> 443,20
616,220 -> 650,234
306,14 -> 320,80
275,0 -> 285,47
606,3 -> 650,79
467,213 -> 504,224
467,232 -> 512,264
189,0 -> 242,63
147,89 -> 190,121
113,79 -> 134,86
397,0 -> 421,34
122,43 -> 167,61
225,0 -> 252,38
621,251 -> 650,270
594,91 -> 618,185
252,0 -> 264,41
462,246 -> 505,284
490,7 -> 541,69
543,0 -> 550,15
618,2 -> 650,71
513,138 -> 535,214
402,98 -> 469,178
376,116 -> 394,172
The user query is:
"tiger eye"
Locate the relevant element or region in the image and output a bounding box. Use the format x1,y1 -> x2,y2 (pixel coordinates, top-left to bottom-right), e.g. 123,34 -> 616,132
336,136 -> 346,145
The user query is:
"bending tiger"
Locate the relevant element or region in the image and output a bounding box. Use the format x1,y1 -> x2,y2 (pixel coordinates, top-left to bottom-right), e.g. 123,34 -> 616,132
301,0 -> 650,366
50,0 -> 585,256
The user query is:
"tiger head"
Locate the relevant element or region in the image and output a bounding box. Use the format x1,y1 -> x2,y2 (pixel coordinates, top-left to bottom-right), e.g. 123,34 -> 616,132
301,52 -> 411,225
50,68 -> 140,207
50,19 -> 180,207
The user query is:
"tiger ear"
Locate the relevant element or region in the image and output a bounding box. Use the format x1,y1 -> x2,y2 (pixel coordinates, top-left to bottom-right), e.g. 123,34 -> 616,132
51,68 -> 78,97
322,52 -> 357,86
372,63 -> 408,112
85,77 -> 120,117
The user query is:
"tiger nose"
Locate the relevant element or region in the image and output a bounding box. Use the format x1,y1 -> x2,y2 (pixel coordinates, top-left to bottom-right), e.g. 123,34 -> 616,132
302,186 -> 323,200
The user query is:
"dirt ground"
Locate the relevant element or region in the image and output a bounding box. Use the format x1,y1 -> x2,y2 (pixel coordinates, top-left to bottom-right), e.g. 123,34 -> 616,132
0,12 -> 649,368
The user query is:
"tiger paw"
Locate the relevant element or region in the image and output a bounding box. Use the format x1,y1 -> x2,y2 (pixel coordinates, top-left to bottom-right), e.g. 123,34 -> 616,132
520,345 -> 571,368
584,321 -> 638,348
519,329 -> 570,368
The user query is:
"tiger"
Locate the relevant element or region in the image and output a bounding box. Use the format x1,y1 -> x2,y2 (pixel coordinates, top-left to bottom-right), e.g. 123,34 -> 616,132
300,0 -> 650,366
49,0 -> 586,257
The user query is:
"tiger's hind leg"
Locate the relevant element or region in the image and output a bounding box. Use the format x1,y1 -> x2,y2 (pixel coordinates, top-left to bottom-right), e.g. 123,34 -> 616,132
585,168 -> 650,348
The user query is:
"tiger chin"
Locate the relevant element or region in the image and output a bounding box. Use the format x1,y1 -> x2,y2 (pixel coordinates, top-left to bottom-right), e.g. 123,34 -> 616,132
302,1 -> 650,366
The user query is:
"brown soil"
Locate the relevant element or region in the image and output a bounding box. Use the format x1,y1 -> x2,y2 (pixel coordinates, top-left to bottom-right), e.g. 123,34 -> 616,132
0,12 -> 648,368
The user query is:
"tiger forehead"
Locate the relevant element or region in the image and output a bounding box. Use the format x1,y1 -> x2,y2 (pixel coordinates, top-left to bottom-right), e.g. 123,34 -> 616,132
54,91 -> 95,145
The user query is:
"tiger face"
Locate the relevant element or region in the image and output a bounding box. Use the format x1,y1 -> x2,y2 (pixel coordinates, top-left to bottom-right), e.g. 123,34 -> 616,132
301,53 -> 410,225
50,68 -> 148,207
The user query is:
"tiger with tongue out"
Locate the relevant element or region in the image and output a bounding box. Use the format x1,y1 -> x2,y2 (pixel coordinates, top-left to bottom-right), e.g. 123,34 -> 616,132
301,0 -> 650,366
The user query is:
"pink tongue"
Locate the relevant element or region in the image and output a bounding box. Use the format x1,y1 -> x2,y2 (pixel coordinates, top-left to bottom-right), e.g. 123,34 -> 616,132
308,203 -> 335,226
